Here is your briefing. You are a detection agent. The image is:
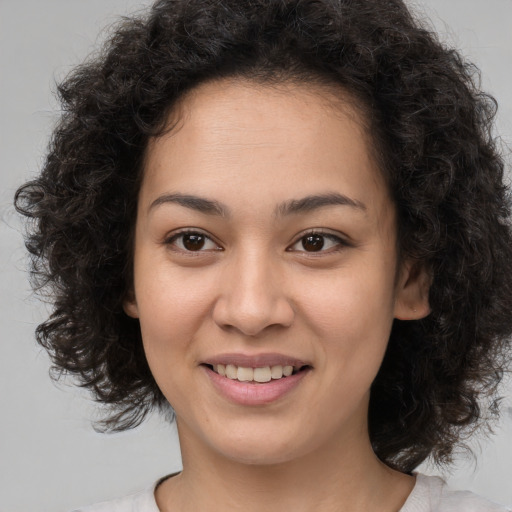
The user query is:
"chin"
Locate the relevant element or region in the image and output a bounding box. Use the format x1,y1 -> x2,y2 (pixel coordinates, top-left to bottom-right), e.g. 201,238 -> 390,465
206,428 -> 313,466
221,445 -> 302,466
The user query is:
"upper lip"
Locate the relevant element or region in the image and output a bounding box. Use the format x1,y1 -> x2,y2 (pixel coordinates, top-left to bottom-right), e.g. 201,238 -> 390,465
201,353 -> 311,368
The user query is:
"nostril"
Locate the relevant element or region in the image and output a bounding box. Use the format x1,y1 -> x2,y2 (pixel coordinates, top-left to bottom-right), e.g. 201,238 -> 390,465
211,292 -> 295,337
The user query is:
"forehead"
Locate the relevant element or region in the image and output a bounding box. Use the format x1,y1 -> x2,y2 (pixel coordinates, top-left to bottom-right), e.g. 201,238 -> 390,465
140,79 -> 391,221
151,78 -> 374,160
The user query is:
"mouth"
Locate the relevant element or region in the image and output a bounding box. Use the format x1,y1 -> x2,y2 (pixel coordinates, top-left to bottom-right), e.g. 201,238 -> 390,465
201,363 -> 312,384
201,355 -> 313,405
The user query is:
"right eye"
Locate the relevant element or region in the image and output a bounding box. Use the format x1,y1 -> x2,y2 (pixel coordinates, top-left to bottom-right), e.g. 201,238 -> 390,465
165,231 -> 222,252
287,230 -> 350,254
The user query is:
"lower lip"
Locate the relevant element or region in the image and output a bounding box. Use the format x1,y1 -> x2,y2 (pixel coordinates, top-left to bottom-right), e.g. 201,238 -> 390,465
203,366 -> 311,405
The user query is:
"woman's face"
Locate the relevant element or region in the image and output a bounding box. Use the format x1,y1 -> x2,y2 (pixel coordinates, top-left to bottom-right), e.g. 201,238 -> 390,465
125,79 -> 429,465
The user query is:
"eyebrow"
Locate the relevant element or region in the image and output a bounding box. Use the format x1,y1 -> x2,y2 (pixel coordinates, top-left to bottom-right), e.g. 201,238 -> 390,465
276,193 -> 367,217
149,193 -> 229,216
148,192 -> 366,217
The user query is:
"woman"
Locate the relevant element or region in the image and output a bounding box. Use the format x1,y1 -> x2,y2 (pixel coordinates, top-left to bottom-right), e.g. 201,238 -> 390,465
14,0 -> 512,510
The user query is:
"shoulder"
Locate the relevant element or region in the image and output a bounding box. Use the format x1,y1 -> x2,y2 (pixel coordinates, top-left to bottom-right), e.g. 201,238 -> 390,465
70,482 -> 160,512
401,473 -> 511,512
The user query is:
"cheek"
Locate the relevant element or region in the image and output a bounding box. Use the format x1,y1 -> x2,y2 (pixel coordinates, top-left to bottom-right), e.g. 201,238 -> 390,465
134,271 -> 216,411
134,264 -> 218,362
297,262 -> 396,369
300,262 -> 396,329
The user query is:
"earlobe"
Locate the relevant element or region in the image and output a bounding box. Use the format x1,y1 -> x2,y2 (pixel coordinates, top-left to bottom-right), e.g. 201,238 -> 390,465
123,291 -> 140,318
394,260 -> 431,320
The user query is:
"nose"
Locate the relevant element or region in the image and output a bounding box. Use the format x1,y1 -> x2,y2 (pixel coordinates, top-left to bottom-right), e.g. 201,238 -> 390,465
212,251 -> 295,336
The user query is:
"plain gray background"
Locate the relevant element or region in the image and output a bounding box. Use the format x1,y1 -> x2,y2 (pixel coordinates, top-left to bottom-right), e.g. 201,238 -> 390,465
1,1 -> 511,511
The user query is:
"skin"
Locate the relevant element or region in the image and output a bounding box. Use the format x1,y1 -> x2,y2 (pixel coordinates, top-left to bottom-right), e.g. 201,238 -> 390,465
124,79 -> 430,512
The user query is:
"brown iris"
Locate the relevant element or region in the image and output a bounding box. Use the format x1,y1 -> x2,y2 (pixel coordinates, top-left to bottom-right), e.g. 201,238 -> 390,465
182,233 -> 206,251
302,234 -> 324,252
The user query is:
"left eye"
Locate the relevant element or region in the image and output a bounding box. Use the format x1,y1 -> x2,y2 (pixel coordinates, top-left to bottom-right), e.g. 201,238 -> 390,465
288,233 -> 345,253
166,231 -> 220,252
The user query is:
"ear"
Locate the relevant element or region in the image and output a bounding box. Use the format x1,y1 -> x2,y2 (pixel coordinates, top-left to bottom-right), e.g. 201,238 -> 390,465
123,289 -> 140,319
394,259 -> 431,320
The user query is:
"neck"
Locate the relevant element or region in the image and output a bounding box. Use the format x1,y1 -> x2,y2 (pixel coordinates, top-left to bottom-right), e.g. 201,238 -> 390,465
156,420 -> 415,512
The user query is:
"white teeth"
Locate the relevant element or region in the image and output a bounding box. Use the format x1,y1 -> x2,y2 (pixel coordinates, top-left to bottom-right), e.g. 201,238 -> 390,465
225,364 -> 237,379
253,366 -> 272,383
270,365 -> 283,379
237,366 -> 253,382
213,363 -> 302,382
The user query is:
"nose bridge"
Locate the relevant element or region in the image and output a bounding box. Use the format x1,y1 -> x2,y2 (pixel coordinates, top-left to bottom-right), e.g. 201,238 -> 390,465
213,244 -> 294,335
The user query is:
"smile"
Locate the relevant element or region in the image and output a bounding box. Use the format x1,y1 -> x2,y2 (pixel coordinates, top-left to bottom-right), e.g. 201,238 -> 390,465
203,363 -> 312,405
208,364 -> 304,383
201,353 -> 312,404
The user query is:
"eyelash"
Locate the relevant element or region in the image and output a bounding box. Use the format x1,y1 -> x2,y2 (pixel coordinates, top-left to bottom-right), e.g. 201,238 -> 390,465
287,230 -> 350,255
164,229 -> 350,255
164,229 -> 222,254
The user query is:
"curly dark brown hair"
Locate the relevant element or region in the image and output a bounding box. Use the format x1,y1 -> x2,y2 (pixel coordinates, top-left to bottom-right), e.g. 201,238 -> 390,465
14,0 -> 512,473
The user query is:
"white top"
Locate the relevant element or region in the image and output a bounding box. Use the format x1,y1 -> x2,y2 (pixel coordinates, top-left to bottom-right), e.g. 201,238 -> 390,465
72,473 -> 511,512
